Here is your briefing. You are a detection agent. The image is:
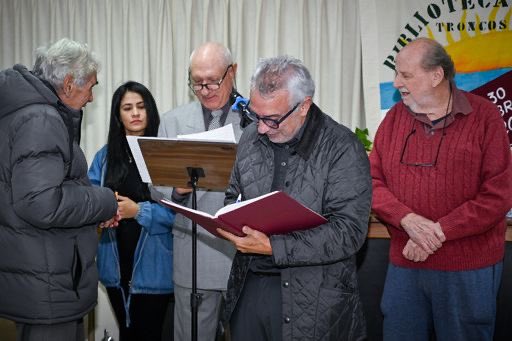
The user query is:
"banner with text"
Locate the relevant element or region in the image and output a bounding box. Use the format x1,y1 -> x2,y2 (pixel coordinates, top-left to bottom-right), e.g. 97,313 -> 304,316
369,0 -> 511,145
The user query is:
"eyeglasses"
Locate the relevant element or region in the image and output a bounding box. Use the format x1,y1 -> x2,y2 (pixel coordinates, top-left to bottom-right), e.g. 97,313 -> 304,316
400,83 -> 452,167
400,119 -> 447,167
245,102 -> 301,129
188,64 -> 233,92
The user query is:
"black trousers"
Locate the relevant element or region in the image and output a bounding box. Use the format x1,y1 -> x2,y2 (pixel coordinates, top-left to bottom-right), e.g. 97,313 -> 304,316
16,319 -> 84,341
230,271 -> 283,341
106,287 -> 173,341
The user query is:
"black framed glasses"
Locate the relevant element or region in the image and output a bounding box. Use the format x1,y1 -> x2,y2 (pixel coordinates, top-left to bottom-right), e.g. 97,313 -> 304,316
245,102 -> 301,129
188,64 -> 233,92
400,119 -> 447,167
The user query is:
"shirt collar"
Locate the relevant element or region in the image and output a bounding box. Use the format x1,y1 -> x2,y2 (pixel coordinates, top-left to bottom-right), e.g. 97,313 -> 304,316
407,82 -> 472,129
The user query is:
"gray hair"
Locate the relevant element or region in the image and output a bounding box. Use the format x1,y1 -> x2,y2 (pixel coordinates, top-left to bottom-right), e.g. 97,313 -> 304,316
32,46 -> 47,77
250,55 -> 315,106
36,38 -> 100,90
415,37 -> 456,81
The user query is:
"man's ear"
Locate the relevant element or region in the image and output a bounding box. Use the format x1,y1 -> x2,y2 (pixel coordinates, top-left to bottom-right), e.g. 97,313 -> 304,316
62,74 -> 75,97
299,96 -> 313,116
231,63 -> 238,76
431,66 -> 444,88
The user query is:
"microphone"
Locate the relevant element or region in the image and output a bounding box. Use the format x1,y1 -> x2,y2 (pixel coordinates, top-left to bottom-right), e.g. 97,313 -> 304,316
230,90 -> 252,128
231,96 -> 249,113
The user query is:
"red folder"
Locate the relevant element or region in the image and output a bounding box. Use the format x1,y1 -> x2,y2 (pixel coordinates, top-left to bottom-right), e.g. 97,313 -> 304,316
161,191 -> 327,238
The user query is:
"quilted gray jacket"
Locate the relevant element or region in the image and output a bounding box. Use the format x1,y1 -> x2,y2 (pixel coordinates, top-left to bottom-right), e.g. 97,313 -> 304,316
223,103 -> 372,340
0,65 -> 118,324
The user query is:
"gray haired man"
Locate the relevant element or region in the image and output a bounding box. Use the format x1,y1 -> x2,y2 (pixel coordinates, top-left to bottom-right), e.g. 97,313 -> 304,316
0,38 -> 119,341
219,56 -> 372,340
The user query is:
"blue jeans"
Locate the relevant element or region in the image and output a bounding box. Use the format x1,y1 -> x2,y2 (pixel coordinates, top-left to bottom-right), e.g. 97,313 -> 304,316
381,262 -> 503,341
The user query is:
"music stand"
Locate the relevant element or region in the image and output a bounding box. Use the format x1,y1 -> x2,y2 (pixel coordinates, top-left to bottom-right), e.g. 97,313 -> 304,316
135,138 -> 237,341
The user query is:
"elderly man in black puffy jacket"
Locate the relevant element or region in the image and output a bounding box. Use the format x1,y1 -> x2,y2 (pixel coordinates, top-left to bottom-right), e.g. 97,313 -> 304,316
0,38 -> 119,341
217,56 -> 372,341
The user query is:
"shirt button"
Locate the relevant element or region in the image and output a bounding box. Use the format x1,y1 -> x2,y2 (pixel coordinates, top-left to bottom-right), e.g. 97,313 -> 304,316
285,181 -> 290,187
281,162 -> 286,166
284,317 -> 291,323
283,281 -> 289,288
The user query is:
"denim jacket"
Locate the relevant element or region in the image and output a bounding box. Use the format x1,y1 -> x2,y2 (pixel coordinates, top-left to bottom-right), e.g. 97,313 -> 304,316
88,145 -> 175,325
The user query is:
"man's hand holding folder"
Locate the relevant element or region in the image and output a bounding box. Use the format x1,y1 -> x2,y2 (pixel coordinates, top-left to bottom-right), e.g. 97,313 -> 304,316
216,226 -> 273,254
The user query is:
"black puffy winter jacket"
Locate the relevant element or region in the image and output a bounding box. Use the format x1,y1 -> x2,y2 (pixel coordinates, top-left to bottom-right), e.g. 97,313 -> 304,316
0,65 -> 117,324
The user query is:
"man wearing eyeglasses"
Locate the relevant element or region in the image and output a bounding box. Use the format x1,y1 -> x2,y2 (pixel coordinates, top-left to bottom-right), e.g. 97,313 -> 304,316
217,56 -> 372,340
158,42 -> 245,341
370,38 -> 512,340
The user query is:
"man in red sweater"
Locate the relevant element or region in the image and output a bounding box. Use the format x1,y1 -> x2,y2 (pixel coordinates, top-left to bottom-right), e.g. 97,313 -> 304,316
370,37 -> 512,340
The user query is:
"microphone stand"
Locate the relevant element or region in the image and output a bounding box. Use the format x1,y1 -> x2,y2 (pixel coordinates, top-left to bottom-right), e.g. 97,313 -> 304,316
187,167 -> 205,341
184,91 -> 247,341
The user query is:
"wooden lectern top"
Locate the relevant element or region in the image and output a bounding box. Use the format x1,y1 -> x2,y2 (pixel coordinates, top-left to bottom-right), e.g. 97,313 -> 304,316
138,139 -> 237,190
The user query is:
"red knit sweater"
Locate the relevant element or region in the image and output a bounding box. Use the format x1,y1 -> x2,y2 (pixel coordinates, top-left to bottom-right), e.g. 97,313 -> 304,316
370,88 -> 512,271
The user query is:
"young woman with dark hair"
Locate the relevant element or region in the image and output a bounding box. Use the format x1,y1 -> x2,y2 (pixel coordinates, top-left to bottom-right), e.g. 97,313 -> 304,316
89,81 -> 175,341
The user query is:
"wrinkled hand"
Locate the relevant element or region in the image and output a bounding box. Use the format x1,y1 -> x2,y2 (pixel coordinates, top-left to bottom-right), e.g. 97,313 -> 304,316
216,226 -> 273,255
400,213 -> 446,254
117,195 -> 139,219
402,239 -> 429,262
99,209 -> 121,228
175,187 -> 193,195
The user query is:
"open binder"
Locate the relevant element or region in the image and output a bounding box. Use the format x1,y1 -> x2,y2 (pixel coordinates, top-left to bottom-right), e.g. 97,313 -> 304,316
161,191 -> 328,238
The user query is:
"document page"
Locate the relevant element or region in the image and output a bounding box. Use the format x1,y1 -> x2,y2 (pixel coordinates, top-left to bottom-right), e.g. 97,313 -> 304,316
177,124 -> 236,143
126,135 -> 152,183
216,191 -> 279,216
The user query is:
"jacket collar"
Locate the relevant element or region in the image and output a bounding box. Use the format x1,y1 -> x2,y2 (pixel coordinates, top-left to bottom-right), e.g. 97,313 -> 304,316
296,103 -> 325,159
40,78 -> 84,144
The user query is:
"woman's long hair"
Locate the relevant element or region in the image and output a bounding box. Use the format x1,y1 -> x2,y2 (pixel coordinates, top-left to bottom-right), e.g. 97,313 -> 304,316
104,81 -> 160,191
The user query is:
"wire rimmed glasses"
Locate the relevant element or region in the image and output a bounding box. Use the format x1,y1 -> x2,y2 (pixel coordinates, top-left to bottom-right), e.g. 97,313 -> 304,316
400,119 -> 447,167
